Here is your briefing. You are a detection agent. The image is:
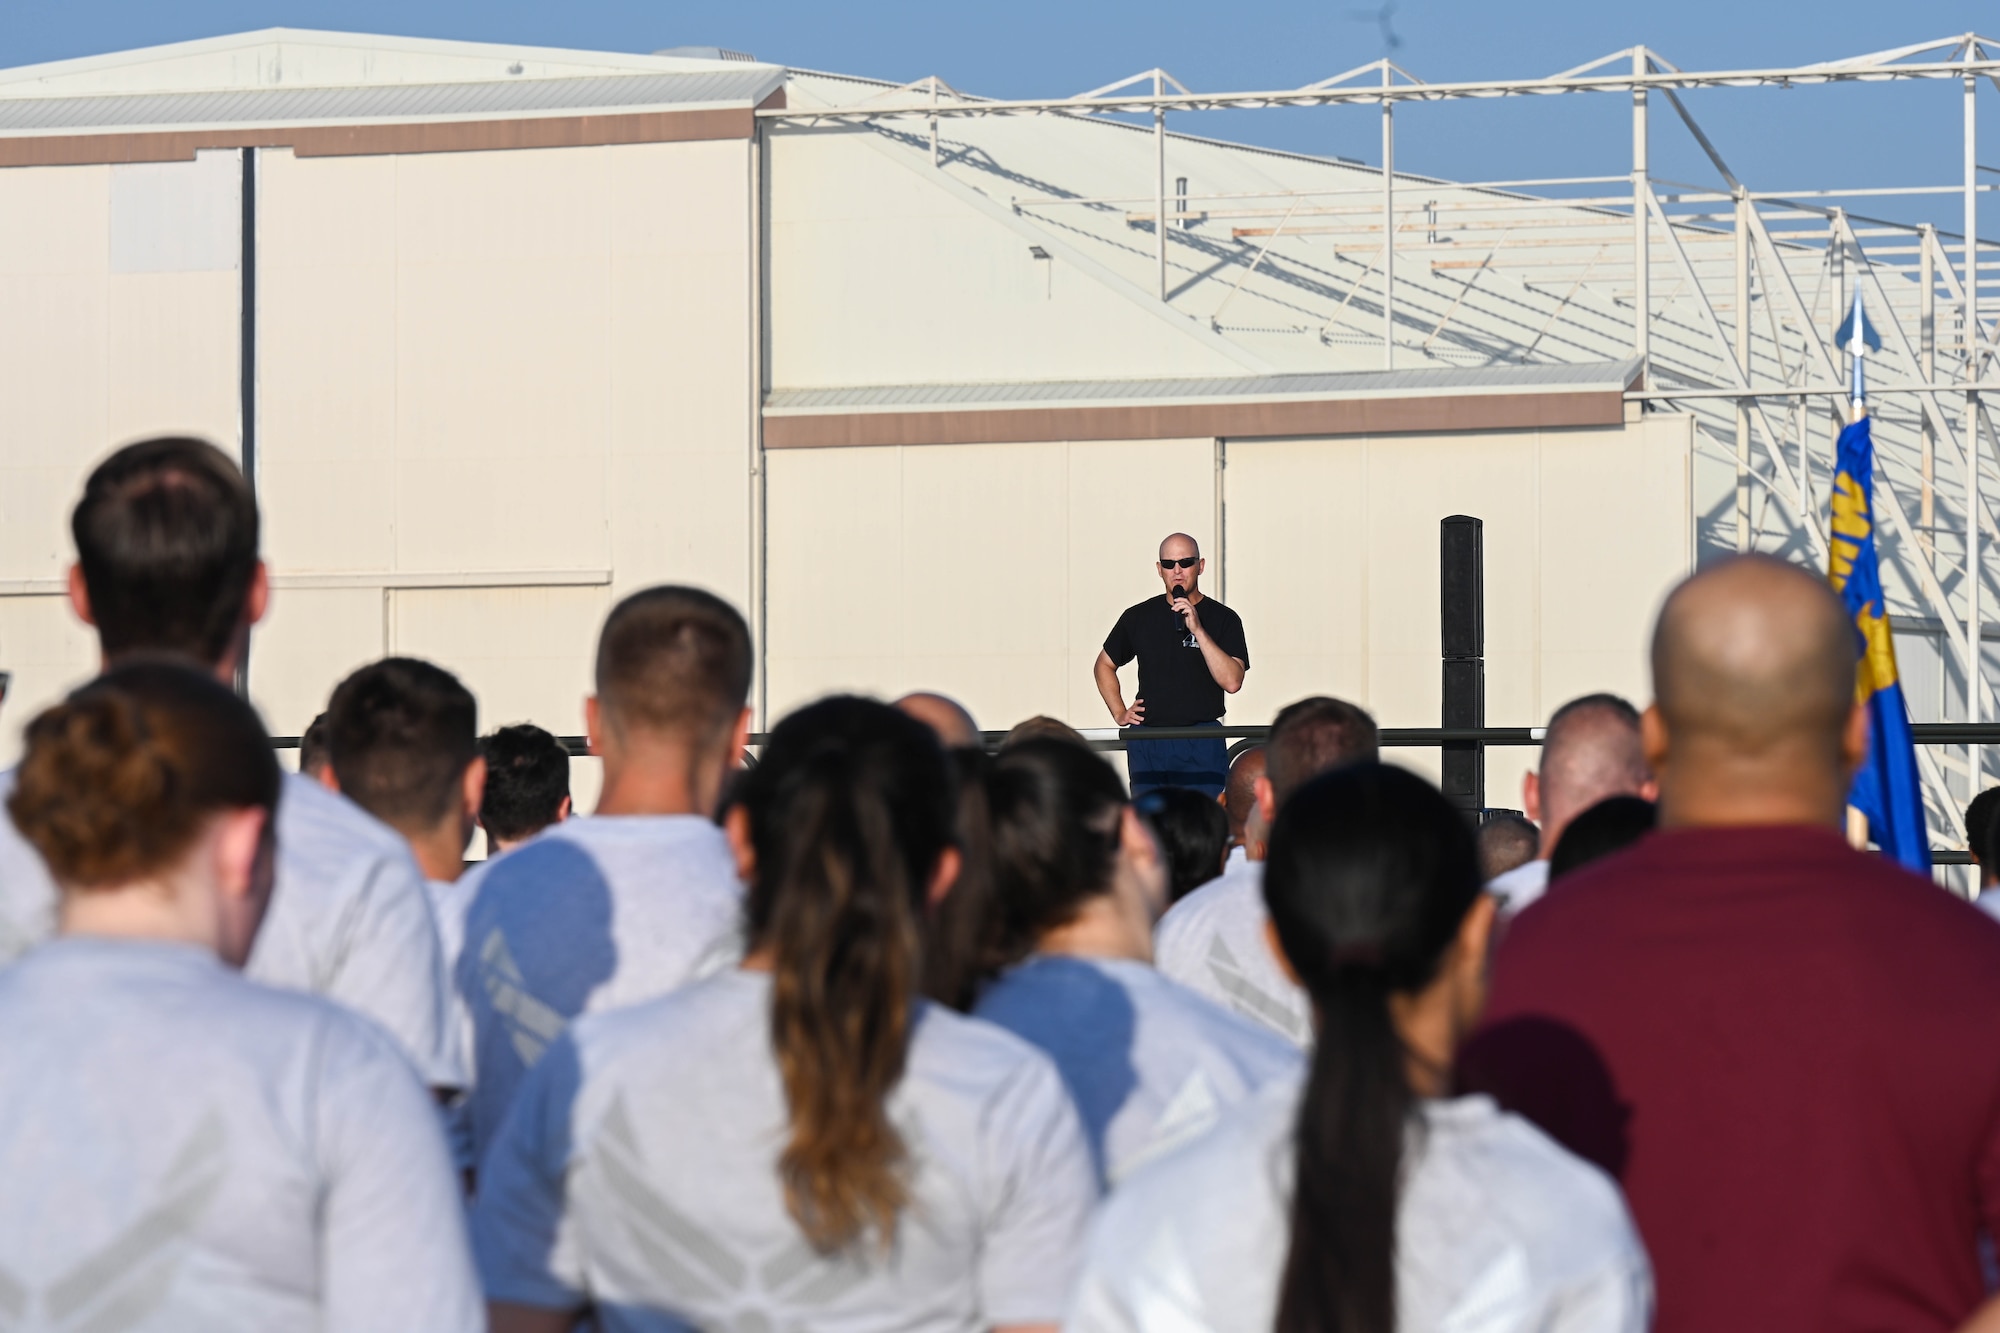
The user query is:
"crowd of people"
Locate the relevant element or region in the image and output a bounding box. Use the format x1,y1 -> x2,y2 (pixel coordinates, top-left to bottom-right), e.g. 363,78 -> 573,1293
3,435 -> 2000,1332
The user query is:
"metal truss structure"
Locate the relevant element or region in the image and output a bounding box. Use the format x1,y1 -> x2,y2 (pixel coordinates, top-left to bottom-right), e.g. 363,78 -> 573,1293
766,35 -> 2000,833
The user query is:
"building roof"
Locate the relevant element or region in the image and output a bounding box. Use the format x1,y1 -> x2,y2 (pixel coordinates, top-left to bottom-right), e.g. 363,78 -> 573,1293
0,29 -> 784,138
765,359 -> 1641,413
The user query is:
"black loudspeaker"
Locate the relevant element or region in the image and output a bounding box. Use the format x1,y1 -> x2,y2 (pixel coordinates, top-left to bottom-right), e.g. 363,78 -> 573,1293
1440,516 -> 1484,813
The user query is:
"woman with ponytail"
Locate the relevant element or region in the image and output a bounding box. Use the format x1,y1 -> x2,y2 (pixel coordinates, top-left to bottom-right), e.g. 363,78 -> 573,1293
1070,763 -> 1650,1333
475,697 -> 1097,1333
0,659 -> 481,1331
957,737 -> 1297,1187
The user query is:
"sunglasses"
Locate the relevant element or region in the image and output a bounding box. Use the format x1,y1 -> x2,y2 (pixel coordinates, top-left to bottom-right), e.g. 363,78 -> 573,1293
1159,556 -> 1199,570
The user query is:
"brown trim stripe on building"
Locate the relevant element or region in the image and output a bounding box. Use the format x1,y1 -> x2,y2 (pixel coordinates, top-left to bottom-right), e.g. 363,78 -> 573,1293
762,387 -> 1627,449
0,86 -> 785,168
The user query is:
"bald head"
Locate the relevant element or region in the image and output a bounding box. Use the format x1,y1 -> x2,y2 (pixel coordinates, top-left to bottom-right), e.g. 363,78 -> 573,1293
1159,532 -> 1199,561
1222,745 -> 1266,841
1536,694 -> 1650,848
1649,555 -> 1862,826
896,692 -> 981,749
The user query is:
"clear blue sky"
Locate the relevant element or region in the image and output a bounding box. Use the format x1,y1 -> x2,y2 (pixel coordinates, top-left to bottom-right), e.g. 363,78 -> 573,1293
7,0 -> 2000,231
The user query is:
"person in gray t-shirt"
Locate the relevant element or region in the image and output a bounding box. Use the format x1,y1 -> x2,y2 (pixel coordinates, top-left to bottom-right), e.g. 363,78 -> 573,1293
0,661 -> 480,1332
951,738 -> 1298,1187
0,437 -> 457,1090
458,585 -> 756,1164
1071,763 -> 1651,1333
474,697 -> 1098,1333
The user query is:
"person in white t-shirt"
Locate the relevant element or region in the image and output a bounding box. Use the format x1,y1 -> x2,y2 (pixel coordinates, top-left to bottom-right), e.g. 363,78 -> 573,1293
0,660 -> 480,1332
321,657 -> 487,962
1485,693 -> 1655,921
1070,762 -> 1651,1333
1153,695 -> 1378,1045
474,696 -> 1098,1333
954,737 -> 1299,1186
321,656 -> 490,1169
457,585 -> 754,1161
0,438 -> 457,1090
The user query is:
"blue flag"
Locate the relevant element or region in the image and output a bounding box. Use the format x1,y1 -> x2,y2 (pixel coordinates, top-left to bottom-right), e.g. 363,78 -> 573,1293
1828,415 -> 1930,873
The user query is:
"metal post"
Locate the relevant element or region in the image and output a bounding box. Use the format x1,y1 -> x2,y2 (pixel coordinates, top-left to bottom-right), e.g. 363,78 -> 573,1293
1922,223 -> 1937,543
1735,187 -> 1751,551
1154,70 -> 1167,302
237,145 -> 257,698
929,76 -> 939,168
1968,71 -> 1983,794
1632,48 -> 1649,389
1382,61 -> 1395,370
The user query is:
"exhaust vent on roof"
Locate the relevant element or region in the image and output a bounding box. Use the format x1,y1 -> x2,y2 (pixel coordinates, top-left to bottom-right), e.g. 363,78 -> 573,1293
653,46 -> 757,62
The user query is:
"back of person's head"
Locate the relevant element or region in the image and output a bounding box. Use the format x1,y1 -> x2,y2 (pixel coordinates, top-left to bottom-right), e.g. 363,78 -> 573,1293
595,585 -> 752,747
71,437 -> 260,667
1001,714 -> 1089,749
1476,813 -> 1539,882
1222,745 -> 1266,841
1262,763 -> 1483,1333
1137,786 -> 1230,903
1966,787 -> 2000,877
1652,555 -> 1856,777
326,657 -> 477,836
921,746 -> 997,1013
1266,696 -> 1379,807
1537,693 -> 1649,845
895,691 -> 981,749
1547,796 -> 1656,883
734,696 -> 954,1253
979,738 -> 1130,970
479,724 -> 571,845
8,658 -> 279,891
298,711 -> 332,780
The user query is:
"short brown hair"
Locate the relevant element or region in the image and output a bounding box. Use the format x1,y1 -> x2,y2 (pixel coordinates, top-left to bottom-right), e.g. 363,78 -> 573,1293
8,658 -> 279,888
72,437 -> 260,666
327,657 -> 478,832
1267,696 -> 1379,806
594,586 -> 753,744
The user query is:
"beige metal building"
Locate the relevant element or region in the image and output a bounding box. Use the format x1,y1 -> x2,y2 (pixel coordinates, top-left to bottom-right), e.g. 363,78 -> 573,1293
0,28 -> 1712,818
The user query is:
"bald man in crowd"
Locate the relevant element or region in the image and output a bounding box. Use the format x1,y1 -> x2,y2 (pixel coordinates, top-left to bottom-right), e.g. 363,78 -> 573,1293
1219,744 -> 1265,871
1487,693 -> 1655,918
1461,555 -> 2000,1333
895,691 -> 981,750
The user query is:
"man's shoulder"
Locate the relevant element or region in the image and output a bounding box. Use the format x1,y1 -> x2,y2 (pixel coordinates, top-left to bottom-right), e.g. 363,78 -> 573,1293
276,772 -> 418,873
1117,596 -> 1164,623
1196,595 -> 1243,625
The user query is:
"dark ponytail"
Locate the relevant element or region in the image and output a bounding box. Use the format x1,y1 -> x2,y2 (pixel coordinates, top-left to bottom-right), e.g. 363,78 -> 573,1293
921,746 -> 998,1012
925,737 -> 1128,1007
1262,763 -> 1482,1333
736,696 -> 954,1253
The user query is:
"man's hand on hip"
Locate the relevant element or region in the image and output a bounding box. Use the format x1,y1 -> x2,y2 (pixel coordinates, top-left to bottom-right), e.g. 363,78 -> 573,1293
1117,700 -> 1146,727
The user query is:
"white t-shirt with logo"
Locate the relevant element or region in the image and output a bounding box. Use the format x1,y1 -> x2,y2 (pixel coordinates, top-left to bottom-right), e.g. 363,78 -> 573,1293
973,954 -> 1300,1186
0,936 -> 481,1332
1069,1077 -> 1652,1333
1152,860 -> 1310,1046
0,770 -> 458,1089
473,969 -> 1100,1332
456,815 -> 744,1160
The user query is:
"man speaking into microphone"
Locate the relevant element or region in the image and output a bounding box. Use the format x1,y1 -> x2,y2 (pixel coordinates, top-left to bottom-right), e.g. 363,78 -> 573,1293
1094,532 -> 1249,797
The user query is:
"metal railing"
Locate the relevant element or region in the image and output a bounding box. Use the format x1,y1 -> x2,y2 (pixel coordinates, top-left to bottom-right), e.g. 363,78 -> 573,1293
271,722 -> 2000,864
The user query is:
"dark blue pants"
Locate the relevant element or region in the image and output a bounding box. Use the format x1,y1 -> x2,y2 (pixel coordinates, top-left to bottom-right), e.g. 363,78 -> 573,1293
1127,721 -> 1228,798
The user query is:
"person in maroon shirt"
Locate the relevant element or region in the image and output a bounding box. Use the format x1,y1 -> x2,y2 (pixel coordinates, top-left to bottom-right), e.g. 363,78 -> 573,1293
1460,554 -> 2000,1333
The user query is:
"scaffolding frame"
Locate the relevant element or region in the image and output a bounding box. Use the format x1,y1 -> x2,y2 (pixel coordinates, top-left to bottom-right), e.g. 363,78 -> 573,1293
766,35 -> 2000,827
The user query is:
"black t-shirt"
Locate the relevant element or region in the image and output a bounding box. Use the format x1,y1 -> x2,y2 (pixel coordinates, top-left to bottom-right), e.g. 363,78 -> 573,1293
1103,593 -> 1249,727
